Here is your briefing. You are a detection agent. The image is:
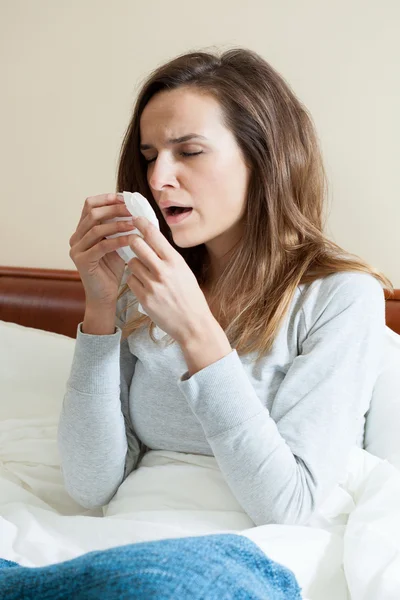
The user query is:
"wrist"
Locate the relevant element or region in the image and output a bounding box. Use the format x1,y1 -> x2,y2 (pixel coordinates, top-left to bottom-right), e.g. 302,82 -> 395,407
178,314 -> 220,348
85,299 -> 117,313
178,316 -> 232,377
82,304 -> 117,335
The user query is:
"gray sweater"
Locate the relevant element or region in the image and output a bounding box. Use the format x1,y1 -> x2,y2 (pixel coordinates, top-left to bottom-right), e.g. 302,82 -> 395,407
57,270 -> 386,526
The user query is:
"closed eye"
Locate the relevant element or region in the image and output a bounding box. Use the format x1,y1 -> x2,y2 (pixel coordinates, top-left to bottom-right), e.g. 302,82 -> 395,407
144,151 -> 203,164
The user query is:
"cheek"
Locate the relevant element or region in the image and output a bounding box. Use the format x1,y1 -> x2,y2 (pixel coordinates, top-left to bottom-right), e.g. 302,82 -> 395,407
196,157 -> 233,192
187,155 -> 248,214
211,160 -> 248,207
214,151 -> 247,184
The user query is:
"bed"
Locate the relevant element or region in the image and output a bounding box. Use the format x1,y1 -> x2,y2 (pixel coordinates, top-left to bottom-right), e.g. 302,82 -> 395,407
1,265 -> 400,600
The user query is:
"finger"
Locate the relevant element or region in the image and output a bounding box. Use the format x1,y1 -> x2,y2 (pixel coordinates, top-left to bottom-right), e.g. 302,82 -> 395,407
127,235 -> 161,274
79,193 -> 124,225
126,257 -> 150,287
126,270 -> 145,295
70,203 -> 132,247
74,233 -> 135,264
73,219 -> 135,254
133,217 -> 174,262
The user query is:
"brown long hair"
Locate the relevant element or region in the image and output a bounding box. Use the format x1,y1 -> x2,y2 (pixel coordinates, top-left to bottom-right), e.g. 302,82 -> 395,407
115,47 -> 394,362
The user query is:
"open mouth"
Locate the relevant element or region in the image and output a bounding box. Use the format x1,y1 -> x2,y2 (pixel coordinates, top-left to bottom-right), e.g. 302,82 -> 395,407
165,206 -> 193,225
166,206 -> 192,216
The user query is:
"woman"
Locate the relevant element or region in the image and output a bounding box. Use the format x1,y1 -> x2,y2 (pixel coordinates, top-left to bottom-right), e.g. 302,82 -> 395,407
59,47 -> 393,528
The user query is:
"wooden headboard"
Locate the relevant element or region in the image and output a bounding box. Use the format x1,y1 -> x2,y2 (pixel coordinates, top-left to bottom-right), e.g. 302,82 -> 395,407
0,267 -> 85,338
1,266 -> 399,338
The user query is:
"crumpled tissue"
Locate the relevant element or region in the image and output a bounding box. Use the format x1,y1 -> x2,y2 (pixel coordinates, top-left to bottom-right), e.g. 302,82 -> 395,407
104,191 -> 161,322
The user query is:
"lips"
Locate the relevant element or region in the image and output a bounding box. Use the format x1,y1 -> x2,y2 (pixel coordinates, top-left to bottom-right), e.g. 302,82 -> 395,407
160,199 -> 191,209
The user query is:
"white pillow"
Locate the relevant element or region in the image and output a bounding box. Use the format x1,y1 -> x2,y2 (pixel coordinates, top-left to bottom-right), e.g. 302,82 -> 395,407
0,320 -> 75,421
364,326 -> 400,470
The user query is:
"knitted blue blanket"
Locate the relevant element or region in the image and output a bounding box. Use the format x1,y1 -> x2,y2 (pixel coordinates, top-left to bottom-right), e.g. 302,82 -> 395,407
0,533 -> 302,599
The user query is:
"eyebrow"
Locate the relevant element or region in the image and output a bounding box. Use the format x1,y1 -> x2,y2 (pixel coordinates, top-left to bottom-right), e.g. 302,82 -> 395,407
140,134 -> 207,151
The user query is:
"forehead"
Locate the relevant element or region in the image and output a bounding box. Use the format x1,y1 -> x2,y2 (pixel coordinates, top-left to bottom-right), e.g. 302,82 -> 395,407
140,88 -> 225,140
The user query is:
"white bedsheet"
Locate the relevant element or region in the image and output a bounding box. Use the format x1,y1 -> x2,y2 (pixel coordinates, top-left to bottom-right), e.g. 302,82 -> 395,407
1,415 -> 400,599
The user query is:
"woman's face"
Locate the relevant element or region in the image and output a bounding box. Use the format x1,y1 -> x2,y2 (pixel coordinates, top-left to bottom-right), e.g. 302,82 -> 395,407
139,87 -> 250,280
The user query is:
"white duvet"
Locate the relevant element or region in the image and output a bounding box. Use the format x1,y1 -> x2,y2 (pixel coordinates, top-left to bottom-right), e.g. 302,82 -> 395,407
1,320 -> 400,599
1,416 -> 400,600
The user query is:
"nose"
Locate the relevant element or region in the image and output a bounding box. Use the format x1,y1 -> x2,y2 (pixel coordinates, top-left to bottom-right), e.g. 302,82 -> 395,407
147,154 -> 178,192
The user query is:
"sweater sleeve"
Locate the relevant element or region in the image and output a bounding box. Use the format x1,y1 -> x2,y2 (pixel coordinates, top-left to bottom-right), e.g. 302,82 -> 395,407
57,275 -> 144,509
177,273 -> 386,526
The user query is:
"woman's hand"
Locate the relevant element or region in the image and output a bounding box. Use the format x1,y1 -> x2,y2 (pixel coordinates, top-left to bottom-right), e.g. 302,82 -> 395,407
126,216 -> 214,345
69,193 -> 137,308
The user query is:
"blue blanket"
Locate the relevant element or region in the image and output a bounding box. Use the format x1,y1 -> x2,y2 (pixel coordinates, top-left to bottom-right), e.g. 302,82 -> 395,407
0,533 -> 302,599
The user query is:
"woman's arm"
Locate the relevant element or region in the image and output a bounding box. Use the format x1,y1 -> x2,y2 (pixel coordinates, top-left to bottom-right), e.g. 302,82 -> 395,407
177,272 -> 386,526
57,281 -> 143,509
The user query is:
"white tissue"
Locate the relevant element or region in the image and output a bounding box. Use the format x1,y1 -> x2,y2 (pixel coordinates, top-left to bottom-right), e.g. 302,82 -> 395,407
104,191 -> 160,320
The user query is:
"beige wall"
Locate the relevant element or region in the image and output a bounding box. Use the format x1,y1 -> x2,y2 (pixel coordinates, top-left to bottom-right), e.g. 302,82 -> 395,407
1,0 -> 399,285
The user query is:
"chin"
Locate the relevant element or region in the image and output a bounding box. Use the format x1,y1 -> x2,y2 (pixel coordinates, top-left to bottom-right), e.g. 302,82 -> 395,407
171,238 -> 201,249
169,230 -> 207,249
